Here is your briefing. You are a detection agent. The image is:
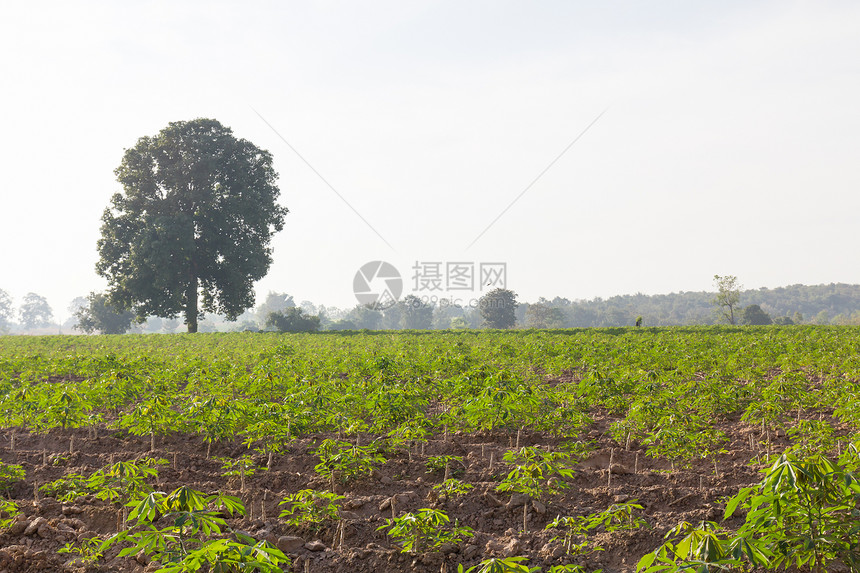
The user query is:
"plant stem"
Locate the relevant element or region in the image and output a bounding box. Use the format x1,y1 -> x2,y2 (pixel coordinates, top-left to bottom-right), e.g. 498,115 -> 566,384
608,448 -> 614,487
522,501 -> 528,533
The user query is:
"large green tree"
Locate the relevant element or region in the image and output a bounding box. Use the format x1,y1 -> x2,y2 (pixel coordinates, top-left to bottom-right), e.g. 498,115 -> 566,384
96,118 -> 288,332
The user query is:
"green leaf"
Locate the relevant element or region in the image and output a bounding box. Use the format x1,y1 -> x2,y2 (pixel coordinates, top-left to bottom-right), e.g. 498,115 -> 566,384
723,487 -> 753,519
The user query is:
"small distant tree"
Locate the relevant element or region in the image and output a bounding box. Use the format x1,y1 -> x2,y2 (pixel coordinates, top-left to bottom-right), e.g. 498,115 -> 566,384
265,307 -> 320,332
74,292 -> 136,334
328,319 -> 357,331
712,275 -> 741,325
814,310 -> 830,325
380,303 -> 403,330
256,292 -> 295,322
0,289 -> 13,330
772,316 -> 795,325
400,294 -> 434,329
64,297 -> 88,330
479,288 -> 518,329
524,303 -> 564,329
431,300 -> 465,330
68,296 -> 88,316
19,293 -> 53,330
348,305 -> 382,330
741,304 -> 773,326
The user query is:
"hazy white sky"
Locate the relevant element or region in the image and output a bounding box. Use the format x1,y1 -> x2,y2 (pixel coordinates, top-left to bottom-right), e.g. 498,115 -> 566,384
1,1 -> 859,322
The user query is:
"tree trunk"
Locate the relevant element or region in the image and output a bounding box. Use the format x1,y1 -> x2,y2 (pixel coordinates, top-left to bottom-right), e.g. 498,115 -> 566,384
186,273 -> 198,333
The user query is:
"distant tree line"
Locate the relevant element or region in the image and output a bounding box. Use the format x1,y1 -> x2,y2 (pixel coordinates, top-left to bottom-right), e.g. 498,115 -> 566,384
4,282 -> 860,335
514,283 -> 860,328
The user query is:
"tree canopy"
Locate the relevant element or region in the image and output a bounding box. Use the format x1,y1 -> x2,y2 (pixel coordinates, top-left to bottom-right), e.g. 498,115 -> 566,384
400,294 -> 434,329
19,292 -> 53,330
741,304 -> 773,326
74,292 -> 136,334
265,307 -> 321,333
479,288 -> 518,329
524,303 -> 565,328
712,274 -> 742,325
256,292 -> 295,321
0,289 -> 12,331
96,118 -> 288,332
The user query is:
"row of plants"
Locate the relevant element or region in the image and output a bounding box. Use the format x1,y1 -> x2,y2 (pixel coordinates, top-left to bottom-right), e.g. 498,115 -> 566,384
3,328 -> 859,472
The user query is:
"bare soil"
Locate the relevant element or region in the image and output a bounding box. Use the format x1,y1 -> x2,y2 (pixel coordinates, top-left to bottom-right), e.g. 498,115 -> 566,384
0,411 -> 785,573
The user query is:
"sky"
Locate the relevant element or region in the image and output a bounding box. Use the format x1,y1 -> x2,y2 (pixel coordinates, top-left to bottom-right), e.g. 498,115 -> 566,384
1,1 -> 859,323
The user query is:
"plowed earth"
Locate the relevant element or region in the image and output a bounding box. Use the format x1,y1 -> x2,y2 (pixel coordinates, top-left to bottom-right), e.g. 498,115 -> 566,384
0,410 -> 790,573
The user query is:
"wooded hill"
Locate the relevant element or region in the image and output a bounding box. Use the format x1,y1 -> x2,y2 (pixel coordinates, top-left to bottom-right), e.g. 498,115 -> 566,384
524,283 -> 860,327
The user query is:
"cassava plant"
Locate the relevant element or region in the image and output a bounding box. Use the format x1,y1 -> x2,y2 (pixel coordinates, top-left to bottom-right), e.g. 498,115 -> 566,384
216,455 -> 258,492
546,500 -> 646,556
88,458 -> 165,506
0,499 -> 20,528
116,396 -> 179,451
101,486 -> 289,573
40,473 -> 90,502
496,447 -> 574,532
457,556 -> 541,573
43,388 -> 91,431
432,478 -> 474,500
638,447 -> 860,573
314,438 -> 385,490
242,406 -> 293,469
279,489 -> 344,532
58,536 -> 103,564
426,454 -> 465,480
0,462 -> 25,497
387,421 -> 429,461
378,508 -> 473,554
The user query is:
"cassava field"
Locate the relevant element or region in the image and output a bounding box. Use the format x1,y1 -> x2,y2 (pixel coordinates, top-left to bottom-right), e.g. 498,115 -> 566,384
1,327 -> 859,573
